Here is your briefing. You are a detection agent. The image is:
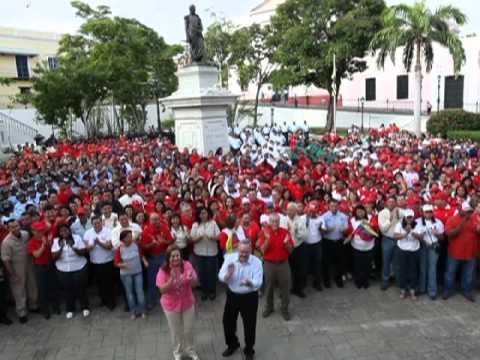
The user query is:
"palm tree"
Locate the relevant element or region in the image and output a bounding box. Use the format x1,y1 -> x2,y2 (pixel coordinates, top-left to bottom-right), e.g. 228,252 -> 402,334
370,1 -> 466,136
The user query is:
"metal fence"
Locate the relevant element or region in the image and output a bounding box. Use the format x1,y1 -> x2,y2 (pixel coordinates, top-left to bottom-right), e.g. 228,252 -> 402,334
0,111 -> 38,147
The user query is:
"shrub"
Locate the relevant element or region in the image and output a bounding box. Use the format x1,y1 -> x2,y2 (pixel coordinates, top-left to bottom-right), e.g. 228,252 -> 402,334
427,110 -> 480,136
447,130 -> 480,142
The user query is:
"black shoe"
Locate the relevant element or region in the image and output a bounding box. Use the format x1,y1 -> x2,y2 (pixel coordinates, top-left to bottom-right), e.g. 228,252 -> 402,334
313,285 -> 323,292
381,283 -> 389,291
0,316 -> 12,325
463,293 -> 475,302
19,316 -> 28,324
222,345 -> 239,357
335,280 -> 344,288
281,311 -> 291,321
292,290 -> 306,298
442,292 -> 452,300
208,293 -> 216,301
324,282 -> 331,289
245,354 -> 254,360
429,295 -> 437,301
201,294 -> 208,301
43,311 -> 51,320
262,308 -> 273,318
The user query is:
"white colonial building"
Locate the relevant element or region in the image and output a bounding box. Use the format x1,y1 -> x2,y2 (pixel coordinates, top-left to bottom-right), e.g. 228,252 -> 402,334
230,0 -> 480,114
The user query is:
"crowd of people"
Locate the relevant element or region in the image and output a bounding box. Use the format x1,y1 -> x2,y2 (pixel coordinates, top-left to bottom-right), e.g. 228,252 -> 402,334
1,122 -> 480,359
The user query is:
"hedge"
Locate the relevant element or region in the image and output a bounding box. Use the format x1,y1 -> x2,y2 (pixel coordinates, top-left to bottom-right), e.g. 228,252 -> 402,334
427,110 -> 480,136
447,130 -> 480,142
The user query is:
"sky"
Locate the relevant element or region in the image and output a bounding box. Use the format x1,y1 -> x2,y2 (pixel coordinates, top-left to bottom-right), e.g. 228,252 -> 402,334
0,0 -> 478,44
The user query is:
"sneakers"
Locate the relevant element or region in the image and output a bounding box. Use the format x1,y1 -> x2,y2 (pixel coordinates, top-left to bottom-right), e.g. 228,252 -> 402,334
399,290 -> 406,299
66,312 -> 74,319
82,309 -> 90,318
281,311 -> 291,321
410,290 -> 417,301
187,350 -> 200,360
130,314 -> 137,320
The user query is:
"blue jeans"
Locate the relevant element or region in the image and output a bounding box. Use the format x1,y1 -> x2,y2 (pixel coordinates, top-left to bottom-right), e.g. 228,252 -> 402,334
382,237 -> 397,285
147,254 -> 165,308
418,246 -> 439,297
444,256 -> 476,295
193,254 -> 218,295
121,272 -> 145,315
396,248 -> 419,291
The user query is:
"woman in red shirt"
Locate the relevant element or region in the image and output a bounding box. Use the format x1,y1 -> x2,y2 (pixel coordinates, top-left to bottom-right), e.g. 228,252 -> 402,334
27,222 -> 60,319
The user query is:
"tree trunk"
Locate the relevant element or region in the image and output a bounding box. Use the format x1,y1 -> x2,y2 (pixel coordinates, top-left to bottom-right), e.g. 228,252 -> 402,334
253,83 -> 262,128
325,93 -> 335,132
413,41 -> 422,136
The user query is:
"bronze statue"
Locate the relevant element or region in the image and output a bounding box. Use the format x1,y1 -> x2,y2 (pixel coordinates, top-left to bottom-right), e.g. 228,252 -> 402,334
184,5 -> 206,63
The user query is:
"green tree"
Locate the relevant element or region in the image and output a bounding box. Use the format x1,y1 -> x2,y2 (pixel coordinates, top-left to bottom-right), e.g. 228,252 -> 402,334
370,1 -> 466,136
29,1 -> 180,137
205,20 -> 233,88
271,0 -> 386,132
229,24 -> 275,127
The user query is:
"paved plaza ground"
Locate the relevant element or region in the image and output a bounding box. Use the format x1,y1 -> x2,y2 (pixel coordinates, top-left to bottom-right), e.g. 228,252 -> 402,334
2,282 -> 480,360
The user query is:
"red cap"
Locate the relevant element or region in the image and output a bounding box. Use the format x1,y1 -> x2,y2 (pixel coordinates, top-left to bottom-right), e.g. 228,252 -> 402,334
31,221 -> 47,232
77,207 -> 88,216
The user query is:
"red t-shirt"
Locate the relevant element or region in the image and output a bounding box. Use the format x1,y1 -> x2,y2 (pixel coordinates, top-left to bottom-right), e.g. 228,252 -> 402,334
244,222 -> 260,249
259,227 -> 293,262
142,223 -> 174,256
27,237 -> 52,265
218,229 -> 239,252
446,214 -> 480,260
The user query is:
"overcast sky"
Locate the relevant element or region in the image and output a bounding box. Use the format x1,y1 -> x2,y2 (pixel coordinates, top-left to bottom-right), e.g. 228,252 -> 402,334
1,0 -> 478,44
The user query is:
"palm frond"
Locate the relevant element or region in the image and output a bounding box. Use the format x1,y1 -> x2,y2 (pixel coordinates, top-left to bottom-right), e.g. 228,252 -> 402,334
434,5 -> 467,26
422,38 -> 434,73
402,40 -> 415,72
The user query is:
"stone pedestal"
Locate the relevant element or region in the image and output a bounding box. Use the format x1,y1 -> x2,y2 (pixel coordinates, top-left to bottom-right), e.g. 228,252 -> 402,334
161,65 -> 237,155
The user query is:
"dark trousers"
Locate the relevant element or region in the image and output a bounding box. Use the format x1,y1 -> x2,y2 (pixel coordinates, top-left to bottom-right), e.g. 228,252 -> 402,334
93,261 -> 116,309
289,242 -> 307,292
223,289 -> 258,356
352,249 -> 373,288
34,264 -> 60,315
322,239 -> 345,286
305,242 -> 322,287
397,248 -> 419,291
193,254 -> 218,295
57,267 -> 89,313
0,281 -> 7,318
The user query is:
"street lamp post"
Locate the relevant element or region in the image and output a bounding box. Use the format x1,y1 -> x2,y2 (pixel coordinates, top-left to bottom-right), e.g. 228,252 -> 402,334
360,97 -> 365,134
437,75 -> 441,112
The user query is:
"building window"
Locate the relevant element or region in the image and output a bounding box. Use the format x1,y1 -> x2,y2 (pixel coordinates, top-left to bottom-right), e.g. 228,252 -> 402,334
19,87 -> 31,94
397,75 -> 409,99
48,57 -> 59,70
365,78 -> 376,101
16,55 -> 30,79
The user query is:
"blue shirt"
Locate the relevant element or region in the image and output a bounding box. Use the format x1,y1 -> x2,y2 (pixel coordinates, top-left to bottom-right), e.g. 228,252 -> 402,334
218,252 -> 263,294
321,211 -> 349,241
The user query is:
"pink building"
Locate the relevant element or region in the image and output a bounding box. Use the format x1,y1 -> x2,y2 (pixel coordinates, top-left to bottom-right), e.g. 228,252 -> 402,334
231,0 -> 480,114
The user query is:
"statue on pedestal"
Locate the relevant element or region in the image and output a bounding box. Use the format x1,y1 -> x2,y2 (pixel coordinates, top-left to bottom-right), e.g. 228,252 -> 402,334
184,5 -> 206,64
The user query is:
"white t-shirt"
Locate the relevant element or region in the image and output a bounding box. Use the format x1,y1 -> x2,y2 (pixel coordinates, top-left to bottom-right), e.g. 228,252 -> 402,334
413,218 -> 444,246
350,218 -> 375,251
305,216 -> 323,245
83,227 -> 114,264
51,235 -> 87,272
394,222 -> 420,252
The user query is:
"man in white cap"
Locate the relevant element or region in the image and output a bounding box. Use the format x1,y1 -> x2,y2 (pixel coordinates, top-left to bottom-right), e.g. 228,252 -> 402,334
443,201 -> 480,302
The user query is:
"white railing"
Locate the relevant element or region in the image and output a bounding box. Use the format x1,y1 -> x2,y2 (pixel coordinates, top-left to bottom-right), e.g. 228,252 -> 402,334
0,111 -> 38,148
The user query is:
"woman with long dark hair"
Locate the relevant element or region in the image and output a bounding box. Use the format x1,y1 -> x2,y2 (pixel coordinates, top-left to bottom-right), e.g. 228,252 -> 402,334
157,244 -> 199,360
190,207 -> 220,300
51,224 -> 89,319
347,206 -> 377,289
394,209 -> 420,300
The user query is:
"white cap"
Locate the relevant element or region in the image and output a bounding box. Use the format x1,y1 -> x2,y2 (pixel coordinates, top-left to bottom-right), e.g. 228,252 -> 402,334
461,201 -> 473,212
403,209 -> 415,218
422,204 -> 434,212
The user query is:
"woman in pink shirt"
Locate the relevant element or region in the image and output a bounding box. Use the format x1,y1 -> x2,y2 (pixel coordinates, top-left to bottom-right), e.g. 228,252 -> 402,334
156,244 -> 200,360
